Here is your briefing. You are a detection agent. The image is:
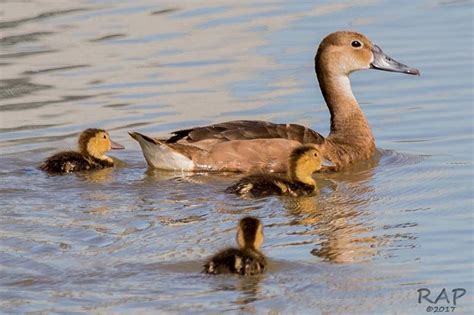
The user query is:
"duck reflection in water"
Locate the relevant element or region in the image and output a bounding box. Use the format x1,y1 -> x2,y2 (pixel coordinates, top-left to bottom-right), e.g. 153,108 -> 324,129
210,275 -> 263,308
281,155 -> 382,263
76,167 -> 115,184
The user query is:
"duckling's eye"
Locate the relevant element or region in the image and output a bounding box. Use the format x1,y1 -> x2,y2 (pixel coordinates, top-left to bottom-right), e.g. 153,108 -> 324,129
351,40 -> 362,48
103,135 -> 107,139
313,152 -> 318,157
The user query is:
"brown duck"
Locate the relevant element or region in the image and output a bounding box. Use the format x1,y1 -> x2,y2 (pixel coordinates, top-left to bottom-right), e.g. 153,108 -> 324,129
130,31 -> 419,172
204,216 -> 266,276
40,128 -> 124,173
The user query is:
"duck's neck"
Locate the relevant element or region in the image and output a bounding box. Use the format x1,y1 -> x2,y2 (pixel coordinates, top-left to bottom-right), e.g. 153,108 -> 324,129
243,245 -> 257,252
316,66 -> 373,141
95,155 -> 114,165
288,167 -> 316,187
82,149 -> 114,164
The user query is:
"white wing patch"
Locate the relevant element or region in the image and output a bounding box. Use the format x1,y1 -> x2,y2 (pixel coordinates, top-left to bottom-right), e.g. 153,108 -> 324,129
239,183 -> 254,194
273,180 -> 288,193
234,256 -> 243,273
207,262 -> 215,273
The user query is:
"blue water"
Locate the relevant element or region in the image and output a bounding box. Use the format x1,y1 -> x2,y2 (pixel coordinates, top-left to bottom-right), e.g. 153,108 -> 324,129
1,0 -> 473,313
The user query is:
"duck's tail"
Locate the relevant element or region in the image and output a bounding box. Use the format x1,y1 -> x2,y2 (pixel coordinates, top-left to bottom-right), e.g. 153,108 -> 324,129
128,131 -> 195,171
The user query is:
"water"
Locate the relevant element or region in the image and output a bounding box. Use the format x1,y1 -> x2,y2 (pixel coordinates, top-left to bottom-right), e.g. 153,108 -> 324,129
1,0 -> 473,313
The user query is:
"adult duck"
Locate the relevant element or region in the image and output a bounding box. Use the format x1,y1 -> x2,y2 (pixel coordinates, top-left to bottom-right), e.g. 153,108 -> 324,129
130,31 -> 419,172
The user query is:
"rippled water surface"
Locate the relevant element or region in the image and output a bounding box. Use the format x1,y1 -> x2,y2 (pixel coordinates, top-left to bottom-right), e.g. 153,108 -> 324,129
1,0 -> 473,313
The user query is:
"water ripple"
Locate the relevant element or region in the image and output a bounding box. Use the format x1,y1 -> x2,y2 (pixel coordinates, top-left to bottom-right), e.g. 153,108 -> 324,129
0,0 -> 472,313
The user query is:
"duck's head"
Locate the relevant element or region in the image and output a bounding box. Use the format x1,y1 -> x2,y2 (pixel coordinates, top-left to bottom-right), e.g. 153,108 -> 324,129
78,128 -> 124,161
236,216 -> 264,251
316,31 -> 419,77
288,145 -> 322,184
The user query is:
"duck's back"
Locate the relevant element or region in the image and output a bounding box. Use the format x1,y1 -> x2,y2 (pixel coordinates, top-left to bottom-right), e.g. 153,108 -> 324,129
225,174 -> 288,197
204,248 -> 266,276
40,151 -> 110,173
226,174 -> 316,197
286,181 -> 316,196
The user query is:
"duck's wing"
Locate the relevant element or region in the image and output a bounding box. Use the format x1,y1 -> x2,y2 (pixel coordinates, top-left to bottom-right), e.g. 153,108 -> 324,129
225,174 -> 289,197
166,120 -> 325,144
242,250 -> 266,275
204,248 -> 242,275
204,248 -> 266,275
40,151 -> 90,173
287,182 -> 317,196
130,120 -> 326,172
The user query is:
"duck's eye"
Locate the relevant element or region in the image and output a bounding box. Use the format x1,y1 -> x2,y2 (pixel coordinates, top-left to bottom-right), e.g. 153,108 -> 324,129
313,152 -> 318,157
351,40 -> 362,48
103,135 -> 107,139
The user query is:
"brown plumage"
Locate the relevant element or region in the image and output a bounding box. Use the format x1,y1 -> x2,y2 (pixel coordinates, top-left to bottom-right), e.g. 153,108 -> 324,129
166,120 -> 324,144
130,31 -> 419,172
204,217 -> 266,276
225,145 -> 322,197
40,128 -> 124,173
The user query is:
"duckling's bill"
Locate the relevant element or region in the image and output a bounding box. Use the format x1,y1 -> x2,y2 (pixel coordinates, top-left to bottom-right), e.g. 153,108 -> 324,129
110,139 -> 125,150
370,44 -> 420,76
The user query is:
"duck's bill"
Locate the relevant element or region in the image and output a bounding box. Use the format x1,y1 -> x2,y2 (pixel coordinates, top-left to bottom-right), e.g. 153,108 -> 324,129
370,45 -> 420,76
110,140 -> 125,150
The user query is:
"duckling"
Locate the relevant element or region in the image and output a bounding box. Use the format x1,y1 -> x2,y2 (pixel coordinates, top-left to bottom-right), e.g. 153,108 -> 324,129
204,216 -> 266,276
40,128 -> 124,173
225,145 -> 322,198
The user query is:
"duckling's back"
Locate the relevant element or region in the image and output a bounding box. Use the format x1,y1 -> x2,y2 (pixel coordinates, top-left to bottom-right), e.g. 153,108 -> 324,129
40,151 -> 110,173
226,174 -> 317,197
204,248 -> 266,276
225,174 -> 288,197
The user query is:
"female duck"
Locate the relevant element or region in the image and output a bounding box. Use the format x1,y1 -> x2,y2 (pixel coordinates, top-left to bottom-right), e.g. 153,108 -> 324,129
40,128 -> 124,173
226,145 -> 322,198
129,31 -> 419,172
204,216 -> 266,276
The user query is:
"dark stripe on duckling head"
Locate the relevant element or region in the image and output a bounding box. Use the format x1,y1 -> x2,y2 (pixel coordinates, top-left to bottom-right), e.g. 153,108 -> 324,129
237,216 -> 263,250
289,145 -> 318,161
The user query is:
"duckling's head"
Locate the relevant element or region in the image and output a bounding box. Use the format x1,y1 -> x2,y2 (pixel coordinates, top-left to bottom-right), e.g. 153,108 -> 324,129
316,31 -> 419,77
78,128 -> 124,161
288,145 -> 321,185
236,216 -> 264,251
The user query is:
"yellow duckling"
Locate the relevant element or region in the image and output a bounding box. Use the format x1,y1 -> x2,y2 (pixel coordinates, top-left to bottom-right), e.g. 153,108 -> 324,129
225,145 -> 322,197
204,216 -> 266,276
40,128 -> 124,173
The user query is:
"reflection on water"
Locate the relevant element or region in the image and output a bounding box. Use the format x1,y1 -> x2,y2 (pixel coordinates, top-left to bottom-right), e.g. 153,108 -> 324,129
278,154 -> 382,263
283,196 -> 377,264
1,0 -> 473,313
209,275 -> 264,306
76,167 -> 115,184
